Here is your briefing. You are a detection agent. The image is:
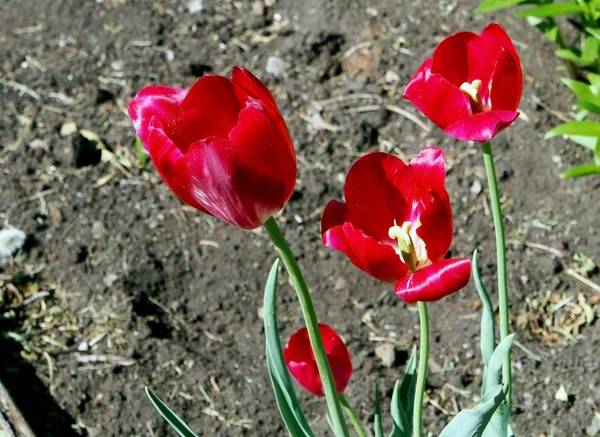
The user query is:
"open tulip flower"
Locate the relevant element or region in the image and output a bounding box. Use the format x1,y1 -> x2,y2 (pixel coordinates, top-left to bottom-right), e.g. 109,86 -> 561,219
284,323 -> 352,397
128,67 -> 296,230
322,148 -> 471,303
403,23 -> 522,142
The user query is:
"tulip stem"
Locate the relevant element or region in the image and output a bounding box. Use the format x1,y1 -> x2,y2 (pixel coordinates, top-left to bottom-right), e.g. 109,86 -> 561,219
481,141 -> 512,410
413,301 -> 429,437
263,217 -> 350,437
339,395 -> 367,437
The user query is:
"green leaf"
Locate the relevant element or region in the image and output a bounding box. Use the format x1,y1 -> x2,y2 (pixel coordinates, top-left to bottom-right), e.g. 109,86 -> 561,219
575,102 -> 600,115
472,250 -> 496,372
439,385 -> 507,437
483,334 -> 515,395
135,136 -> 147,170
145,387 -> 199,437
588,73 -> 600,89
585,27 -> 600,41
475,0 -> 526,13
560,162 -> 600,178
555,48 -> 587,65
545,120 -> 600,139
582,36 -> 600,65
374,385 -> 384,437
516,3 -> 584,17
561,78 -> 600,106
264,259 -> 315,437
389,345 -> 417,437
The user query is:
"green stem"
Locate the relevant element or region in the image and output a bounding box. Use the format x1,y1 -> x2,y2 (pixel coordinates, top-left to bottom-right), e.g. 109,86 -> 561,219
339,395 -> 367,437
413,301 -> 429,437
481,141 -> 512,410
263,217 -> 350,437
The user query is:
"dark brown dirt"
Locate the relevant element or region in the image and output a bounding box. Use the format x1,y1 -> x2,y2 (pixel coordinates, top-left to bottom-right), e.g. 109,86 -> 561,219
1,0 -> 600,436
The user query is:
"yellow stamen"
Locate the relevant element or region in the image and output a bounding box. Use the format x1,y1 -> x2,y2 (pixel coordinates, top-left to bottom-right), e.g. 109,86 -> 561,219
460,79 -> 484,114
388,220 -> 418,271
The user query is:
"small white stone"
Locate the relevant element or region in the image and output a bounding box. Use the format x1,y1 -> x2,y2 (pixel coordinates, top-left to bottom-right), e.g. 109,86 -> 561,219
266,56 -> 286,77
188,0 -> 203,13
375,343 -> 398,368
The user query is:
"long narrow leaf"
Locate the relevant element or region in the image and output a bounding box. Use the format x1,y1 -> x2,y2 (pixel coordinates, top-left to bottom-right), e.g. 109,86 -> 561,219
516,3 -> 584,17
145,387 -> 198,437
439,385 -> 507,437
560,162 -> 600,178
472,250 -> 496,370
545,120 -> 600,139
475,0 -> 526,13
389,345 -> 417,437
374,385 -> 384,437
482,334 -> 515,395
264,259 -> 314,437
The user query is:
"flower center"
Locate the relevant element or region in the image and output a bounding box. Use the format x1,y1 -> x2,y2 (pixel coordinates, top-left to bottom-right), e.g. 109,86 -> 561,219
459,79 -> 486,114
388,220 -> 429,272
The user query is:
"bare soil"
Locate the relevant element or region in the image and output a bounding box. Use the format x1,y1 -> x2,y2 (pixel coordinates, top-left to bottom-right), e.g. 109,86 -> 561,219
1,0 -> 600,436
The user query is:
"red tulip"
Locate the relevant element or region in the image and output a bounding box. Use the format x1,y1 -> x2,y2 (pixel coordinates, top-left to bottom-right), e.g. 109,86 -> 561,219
403,23 -> 522,142
321,148 -> 471,303
283,323 -> 352,397
128,67 -> 296,230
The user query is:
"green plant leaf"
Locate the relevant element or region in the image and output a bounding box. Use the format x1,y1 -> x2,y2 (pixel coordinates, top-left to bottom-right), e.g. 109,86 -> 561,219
135,136 -> 147,170
145,387 -> 199,437
555,48 -> 588,65
582,36 -> 600,65
483,334 -> 515,395
560,162 -> 600,178
475,0 -> 526,13
472,250 -> 496,372
264,259 -> 315,437
516,3 -> 584,17
374,385 -> 384,437
439,385 -> 507,437
389,345 -> 417,437
586,27 -> 600,41
575,102 -> 600,115
561,78 -> 600,106
545,120 -> 600,139
588,73 -> 600,89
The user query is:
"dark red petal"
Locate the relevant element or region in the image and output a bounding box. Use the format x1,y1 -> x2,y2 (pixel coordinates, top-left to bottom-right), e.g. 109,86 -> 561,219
232,66 -> 279,111
321,200 -> 350,234
145,117 -> 211,216
177,75 -> 248,146
443,110 -> 520,142
414,190 -> 454,263
322,220 -> 408,283
489,48 -> 522,112
128,86 -> 186,148
394,258 -> 472,303
480,23 -> 521,72
231,66 -> 293,151
431,31 -> 498,100
283,324 -> 352,397
343,153 -> 411,244
419,74 -> 472,130
402,58 -> 433,116
409,147 -> 448,202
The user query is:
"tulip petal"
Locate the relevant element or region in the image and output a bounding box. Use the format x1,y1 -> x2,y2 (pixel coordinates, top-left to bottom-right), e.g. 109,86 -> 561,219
432,31 -> 498,100
480,23 -> 521,71
443,110 -> 520,142
414,191 -> 454,263
423,74 -> 472,132
343,152 -> 411,244
394,258 -> 472,303
178,75 -> 248,147
322,219 -> 408,283
409,147 -> 448,202
128,86 -> 186,147
489,49 -> 522,112
287,360 -> 322,396
402,58 -> 433,117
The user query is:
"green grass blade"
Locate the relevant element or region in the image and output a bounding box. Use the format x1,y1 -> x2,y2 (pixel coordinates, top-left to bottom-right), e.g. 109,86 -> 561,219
145,387 -> 198,437
264,259 -> 314,437
475,0 -> 526,13
374,385 -> 384,437
135,136 -> 147,170
516,3 -> 584,17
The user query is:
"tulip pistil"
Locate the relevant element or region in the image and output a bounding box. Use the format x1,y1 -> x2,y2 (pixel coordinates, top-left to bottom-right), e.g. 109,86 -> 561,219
460,79 -> 485,114
389,220 -> 419,272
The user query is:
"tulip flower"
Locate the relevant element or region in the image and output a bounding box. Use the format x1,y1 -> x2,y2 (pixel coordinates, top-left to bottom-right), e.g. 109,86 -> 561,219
128,67 -> 296,230
321,148 -> 471,303
403,23 -> 522,142
284,323 -> 352,397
